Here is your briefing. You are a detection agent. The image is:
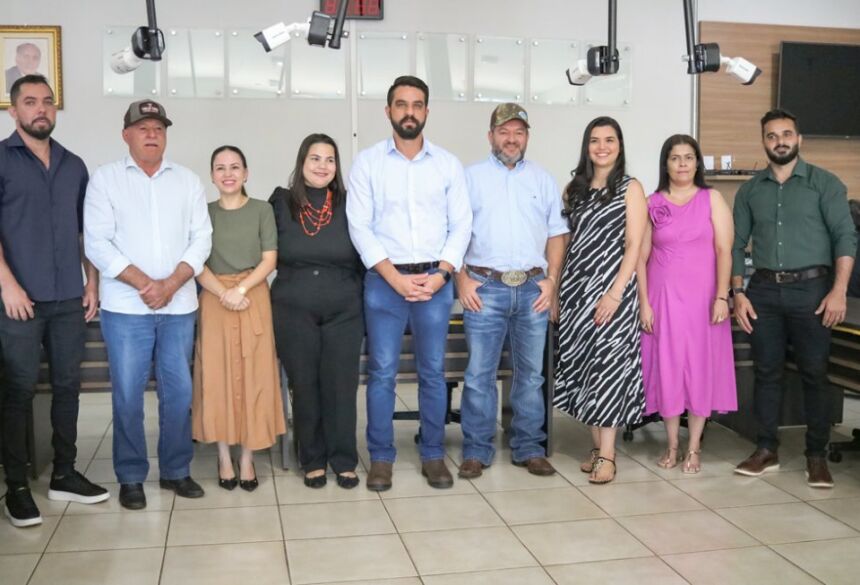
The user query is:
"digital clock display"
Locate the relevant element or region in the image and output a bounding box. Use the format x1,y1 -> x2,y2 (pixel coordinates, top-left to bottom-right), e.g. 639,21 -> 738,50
320,0 -> 384,20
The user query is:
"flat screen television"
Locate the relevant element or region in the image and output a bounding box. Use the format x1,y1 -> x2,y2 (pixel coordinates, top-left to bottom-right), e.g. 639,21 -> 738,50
777,41 -> 860,138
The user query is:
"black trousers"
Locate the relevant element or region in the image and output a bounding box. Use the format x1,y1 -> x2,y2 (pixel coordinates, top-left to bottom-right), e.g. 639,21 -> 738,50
747,275 -> 832,457
0,299 -> 85,486
272,268 -> 364,473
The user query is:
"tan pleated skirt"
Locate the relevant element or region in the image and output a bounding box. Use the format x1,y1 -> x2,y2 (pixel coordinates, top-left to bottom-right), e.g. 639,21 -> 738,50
192,273 -> 286,450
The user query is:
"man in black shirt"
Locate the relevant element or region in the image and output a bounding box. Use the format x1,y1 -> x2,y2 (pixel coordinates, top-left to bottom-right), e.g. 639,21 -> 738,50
0,74 -> 108,528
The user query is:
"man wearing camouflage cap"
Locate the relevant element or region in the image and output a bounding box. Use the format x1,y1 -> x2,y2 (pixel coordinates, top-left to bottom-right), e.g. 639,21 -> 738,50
84,100 -> 212,509
456,103 -> 568,478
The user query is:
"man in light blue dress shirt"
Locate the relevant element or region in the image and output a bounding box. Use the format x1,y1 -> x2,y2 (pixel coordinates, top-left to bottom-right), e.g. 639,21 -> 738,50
456,103 -> 568,479
347,76 -> 472,491
84,101 -> 212,510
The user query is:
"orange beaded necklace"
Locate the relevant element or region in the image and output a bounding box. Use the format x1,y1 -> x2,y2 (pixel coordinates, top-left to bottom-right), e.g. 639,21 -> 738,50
299,189 -> 333,237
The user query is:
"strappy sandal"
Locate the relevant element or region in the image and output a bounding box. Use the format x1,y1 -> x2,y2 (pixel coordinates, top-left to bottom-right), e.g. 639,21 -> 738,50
588,456 -> 616,484
657,446 -> 680,469
580,448 -> 600,473
682,450 -> 701,474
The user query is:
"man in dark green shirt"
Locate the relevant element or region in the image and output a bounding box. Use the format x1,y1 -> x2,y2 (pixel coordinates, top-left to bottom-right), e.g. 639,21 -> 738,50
732,109 -> 856,488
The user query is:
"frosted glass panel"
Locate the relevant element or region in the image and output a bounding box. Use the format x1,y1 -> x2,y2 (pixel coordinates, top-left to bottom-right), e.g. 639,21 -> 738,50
103,26 -> 160,97
166,29 -> 225,98
584,43 -> 633,107
530,39 -> 580,106
474,36 -> 524,103
416,33 -> 467,101
228,29 -> 285,99
357,33 -> 410,99
289,31 -> 346,99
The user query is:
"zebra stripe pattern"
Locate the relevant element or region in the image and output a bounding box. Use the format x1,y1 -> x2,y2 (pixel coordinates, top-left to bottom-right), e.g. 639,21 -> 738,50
553,175 -> 645,427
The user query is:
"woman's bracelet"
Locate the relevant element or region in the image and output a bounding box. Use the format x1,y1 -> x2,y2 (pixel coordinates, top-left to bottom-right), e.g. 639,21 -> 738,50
715,296 -> 728,303
606,291 -> 622,303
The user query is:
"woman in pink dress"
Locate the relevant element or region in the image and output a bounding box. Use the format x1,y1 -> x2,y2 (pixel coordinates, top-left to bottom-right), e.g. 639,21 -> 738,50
637,134 -> 737,474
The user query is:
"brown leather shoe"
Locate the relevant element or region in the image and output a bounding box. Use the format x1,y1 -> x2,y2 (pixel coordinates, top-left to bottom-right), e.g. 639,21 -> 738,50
458,459 -> 487,479
806,456 -> 834,488
513,456 -> 556,476
366,461 -> 393,492
421,459 -> 454,489
734,448 -> 780,476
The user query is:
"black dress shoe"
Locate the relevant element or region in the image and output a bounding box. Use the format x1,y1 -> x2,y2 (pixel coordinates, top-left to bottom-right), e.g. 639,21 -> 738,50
304,473 -> 327,489
336,473 -> 359,489
218,461 -> 237,491
239,463 -> 258,492
159,477 -> 205,498
119,483 -> 147,510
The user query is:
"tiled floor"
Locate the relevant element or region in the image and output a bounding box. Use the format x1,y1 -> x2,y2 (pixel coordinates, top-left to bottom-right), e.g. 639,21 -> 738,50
3,389 -> 860,585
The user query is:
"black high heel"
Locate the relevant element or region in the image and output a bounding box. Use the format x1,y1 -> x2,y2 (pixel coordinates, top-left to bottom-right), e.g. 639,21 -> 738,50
218,460 -> 237,491
239,462 -> 258,492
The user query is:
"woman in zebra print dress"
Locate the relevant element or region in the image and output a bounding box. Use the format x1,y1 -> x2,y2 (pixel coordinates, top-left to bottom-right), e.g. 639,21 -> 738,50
553,117 -> 648,484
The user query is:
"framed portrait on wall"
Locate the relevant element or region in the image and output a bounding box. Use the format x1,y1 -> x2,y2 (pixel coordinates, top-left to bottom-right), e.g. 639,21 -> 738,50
0,25 -> 63,109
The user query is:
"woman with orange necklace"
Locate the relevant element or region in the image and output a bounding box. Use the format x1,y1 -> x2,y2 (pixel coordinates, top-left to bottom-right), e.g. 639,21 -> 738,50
270,134 -> 364,489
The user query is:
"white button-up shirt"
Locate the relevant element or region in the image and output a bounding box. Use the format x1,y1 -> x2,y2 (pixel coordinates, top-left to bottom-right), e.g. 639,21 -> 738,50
464,155 -> 568,272
84,156 -> 212,315
346,137 -> 472,270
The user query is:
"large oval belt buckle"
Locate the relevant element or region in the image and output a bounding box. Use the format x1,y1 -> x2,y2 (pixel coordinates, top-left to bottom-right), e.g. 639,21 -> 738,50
500,270 -> 527,287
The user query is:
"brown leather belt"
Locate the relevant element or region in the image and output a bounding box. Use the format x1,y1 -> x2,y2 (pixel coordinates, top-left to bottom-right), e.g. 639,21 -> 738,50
754,266 -> 829,284
467,265 -> 543,287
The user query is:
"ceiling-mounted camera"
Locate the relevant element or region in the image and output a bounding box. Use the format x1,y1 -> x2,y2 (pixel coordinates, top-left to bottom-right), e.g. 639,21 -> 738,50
109,0 -> 165,74
682,0 -> 761,84
255,0 -> 350,52
566,0 -> 619,86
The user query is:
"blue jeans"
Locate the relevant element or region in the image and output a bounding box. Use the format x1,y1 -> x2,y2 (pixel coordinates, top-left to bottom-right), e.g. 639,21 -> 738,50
462,272 -> 548,465
100,310 -> 196,483
364,269 -> 453,462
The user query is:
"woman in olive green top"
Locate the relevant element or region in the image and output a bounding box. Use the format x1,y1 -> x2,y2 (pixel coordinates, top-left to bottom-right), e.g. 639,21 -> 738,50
192,145 -> 286,492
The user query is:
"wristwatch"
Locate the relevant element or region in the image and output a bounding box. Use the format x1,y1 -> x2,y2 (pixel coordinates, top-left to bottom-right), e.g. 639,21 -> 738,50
437,269 -> 452,283
237,286 -> 247,295
731,287 -> 745,296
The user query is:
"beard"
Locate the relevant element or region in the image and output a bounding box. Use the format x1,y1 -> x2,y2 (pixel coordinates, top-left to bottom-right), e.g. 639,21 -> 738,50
390,115 -> 425,140
765,143 -> 799,165
492,144 -> 525,167
20,117 -> 55,140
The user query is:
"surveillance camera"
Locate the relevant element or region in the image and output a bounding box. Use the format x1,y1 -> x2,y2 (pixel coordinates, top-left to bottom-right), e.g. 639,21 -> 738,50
721,56 -> 762,85
253,20 -> 326,52
687,42 -> 721,74
110,46 -> 143,74
566,59 -> 592,86
254,22 -> 293,52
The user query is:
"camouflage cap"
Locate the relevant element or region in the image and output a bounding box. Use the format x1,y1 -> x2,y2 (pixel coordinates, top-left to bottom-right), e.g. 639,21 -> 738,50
490,103 -> 530,129
123,99 -> 173,129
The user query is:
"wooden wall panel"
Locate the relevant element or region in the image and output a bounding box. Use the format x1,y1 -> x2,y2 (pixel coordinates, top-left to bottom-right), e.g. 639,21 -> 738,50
699,22 -> 860,200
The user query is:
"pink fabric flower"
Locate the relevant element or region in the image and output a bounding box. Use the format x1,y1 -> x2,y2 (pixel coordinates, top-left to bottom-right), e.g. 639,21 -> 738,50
649,204 -> 673,226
